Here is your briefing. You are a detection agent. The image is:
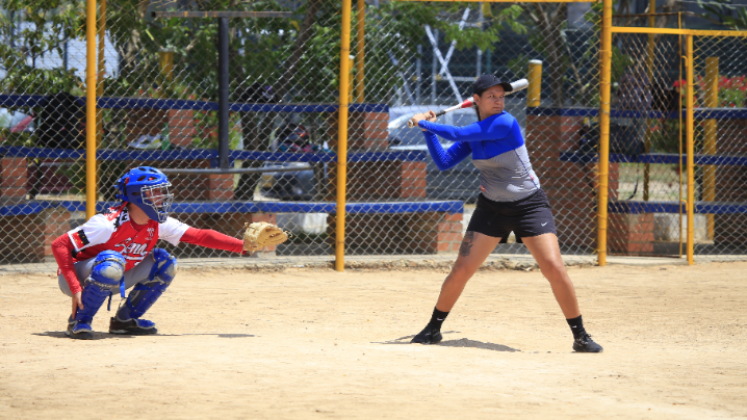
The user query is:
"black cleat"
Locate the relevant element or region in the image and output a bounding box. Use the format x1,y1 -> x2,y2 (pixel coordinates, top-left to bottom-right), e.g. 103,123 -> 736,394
573,333 -> 603,353
66,317 -> 94,340
411,327 -> 443,344
109,317 -> 158,335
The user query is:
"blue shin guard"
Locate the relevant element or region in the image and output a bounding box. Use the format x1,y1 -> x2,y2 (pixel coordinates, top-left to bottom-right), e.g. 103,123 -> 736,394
112,248 -> 176,333
68,251 -> 125,339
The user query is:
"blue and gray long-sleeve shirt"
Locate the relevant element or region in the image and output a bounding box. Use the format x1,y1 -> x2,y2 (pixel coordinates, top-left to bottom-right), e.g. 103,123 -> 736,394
418,111 -> 540,202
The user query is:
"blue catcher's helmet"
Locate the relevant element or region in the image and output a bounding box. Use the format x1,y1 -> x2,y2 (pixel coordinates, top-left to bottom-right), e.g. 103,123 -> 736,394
115,167 -> 173,223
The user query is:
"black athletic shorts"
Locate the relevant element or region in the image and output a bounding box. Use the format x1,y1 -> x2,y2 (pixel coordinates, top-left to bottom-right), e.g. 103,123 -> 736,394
467,189 -> 557,243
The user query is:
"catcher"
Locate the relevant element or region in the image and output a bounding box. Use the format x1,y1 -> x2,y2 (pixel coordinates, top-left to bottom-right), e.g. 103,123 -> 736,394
51,166 -> 287,340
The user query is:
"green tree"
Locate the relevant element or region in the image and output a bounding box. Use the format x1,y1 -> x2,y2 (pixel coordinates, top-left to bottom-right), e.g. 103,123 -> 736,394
0,1 -> 85,97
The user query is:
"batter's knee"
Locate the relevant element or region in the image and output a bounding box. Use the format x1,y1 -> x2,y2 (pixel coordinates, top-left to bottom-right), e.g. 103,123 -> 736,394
447,263 -> 474,286
540,259 -> 568,282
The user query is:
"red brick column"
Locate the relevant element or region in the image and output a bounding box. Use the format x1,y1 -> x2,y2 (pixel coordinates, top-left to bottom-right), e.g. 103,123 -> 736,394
525,112 -> 596,250
328,111 -> 389,150
326,160 -> 426,201
608,213 -> 654,255
436,212 -> 463,253
1,207 -> 70,263
400,161 -> 427,199
126,109 -> 167,145
41,208 -> 72,260
327,211 -> 462,255
524,109 -> 629,253
1,158 -> 28,200
168,110 -> 197,148
126,108 -> 196,148
160,160 -> 234,201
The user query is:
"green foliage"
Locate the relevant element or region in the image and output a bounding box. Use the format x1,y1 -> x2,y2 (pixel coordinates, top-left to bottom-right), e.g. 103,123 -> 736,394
0,1 -> 85,98
192,111 -> 242,150
0,128 -> 35,147
696,0 -> 747,30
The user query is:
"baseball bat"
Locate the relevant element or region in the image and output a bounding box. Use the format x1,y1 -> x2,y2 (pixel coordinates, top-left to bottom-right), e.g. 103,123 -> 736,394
407,78 -> 529,128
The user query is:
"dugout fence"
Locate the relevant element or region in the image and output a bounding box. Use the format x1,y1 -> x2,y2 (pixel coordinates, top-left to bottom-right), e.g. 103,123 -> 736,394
600,7 -> 747,264
1,0 -> 746,271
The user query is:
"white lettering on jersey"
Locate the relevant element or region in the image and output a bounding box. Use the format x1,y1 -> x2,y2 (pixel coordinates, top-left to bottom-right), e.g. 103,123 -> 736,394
113,238 -> 149,262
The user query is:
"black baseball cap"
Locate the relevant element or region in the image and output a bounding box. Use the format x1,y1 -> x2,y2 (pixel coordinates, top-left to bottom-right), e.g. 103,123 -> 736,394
473,74 -> 513,95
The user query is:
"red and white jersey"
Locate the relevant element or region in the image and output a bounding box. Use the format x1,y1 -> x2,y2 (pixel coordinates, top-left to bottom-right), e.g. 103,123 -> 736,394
66,204 -> 189,271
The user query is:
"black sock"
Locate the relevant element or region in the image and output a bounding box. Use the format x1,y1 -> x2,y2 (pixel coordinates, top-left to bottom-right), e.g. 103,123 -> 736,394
427,307 -> 449,331
566,315 -> 587,339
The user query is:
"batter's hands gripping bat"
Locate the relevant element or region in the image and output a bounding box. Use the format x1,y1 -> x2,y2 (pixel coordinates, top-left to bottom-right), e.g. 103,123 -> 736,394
407,78 -> 529,128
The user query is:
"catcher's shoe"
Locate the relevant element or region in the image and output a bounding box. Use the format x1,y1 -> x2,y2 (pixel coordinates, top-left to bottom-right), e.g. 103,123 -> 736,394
572,333 -> 603,353
109,316 -> 158,335
410,326 -> 443,344
66,316 -> 94,340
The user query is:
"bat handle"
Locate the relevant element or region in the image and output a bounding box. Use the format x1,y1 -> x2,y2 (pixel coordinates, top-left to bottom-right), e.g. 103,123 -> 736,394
407,108 -> 450,128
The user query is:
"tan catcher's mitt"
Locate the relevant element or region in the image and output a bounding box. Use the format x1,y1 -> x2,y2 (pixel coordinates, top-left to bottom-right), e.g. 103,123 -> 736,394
243,222 -> 289,253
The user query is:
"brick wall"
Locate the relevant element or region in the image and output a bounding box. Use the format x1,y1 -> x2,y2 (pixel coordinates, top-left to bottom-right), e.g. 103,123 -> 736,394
524,111 -> 637,254
525,113 -> 598,250
1,158 -> 28,200
168,110 -> 197,148
325,160 -> 427,201
0,207 -> 70,263
608,213 -> 654,255
323,110 -> 426,201
125,109 -> 196,147
327,211 -> 462,255
327,111 -> 389,150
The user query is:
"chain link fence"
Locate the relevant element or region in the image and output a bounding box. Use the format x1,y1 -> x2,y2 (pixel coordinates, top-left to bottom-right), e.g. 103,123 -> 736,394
1,1 -> 745,270
692,33 -> 747,260
605,15 -> 747,262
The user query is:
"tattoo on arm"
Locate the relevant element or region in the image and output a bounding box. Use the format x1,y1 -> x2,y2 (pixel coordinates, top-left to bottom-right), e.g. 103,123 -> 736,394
459,231 -> 475,257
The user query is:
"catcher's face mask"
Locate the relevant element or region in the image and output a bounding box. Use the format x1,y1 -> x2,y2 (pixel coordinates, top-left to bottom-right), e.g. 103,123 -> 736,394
116,166 -> 174,223
141,183 -> 174,222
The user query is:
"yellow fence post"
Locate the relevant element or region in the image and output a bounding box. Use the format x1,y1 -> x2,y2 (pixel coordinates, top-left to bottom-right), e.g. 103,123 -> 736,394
597,0 -> 613,266
685,34 -> 695,265
349,55 -> 355,103
355,0 -> 365,103
527,60 -> 542,107
159,50 -> 174,81
703,57 -> 719,240
86,0 -> 98,220
336,0 -> 352,272
96,0 -> 106,150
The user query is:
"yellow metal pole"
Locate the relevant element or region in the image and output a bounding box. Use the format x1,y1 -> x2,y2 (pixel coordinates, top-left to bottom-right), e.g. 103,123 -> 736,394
336,0 -> 352,272
643,0 -> 655,201
597,0 -> 612,266
85,0 -> 97,220
355,0 -> 365,103
527,60 -> 542,107
685,34 -> 695,265
96,0 -> 106,149
349,55 -> 355,103
678,12 -> 684,258
703,57 -> 718,240
159,50 -> 174,81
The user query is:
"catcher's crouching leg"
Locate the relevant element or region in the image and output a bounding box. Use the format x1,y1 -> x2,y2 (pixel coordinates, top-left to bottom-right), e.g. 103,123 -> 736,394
110,248 -> 176,335
68,251 -> 126,340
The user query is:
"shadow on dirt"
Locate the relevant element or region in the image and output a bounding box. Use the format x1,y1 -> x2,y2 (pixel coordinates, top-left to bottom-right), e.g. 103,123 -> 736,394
34,332 -> 255,340
374,331 -> 520,352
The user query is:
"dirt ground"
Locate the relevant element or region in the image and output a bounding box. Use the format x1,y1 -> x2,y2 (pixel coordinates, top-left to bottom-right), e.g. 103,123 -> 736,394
1,260 -> 746,420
